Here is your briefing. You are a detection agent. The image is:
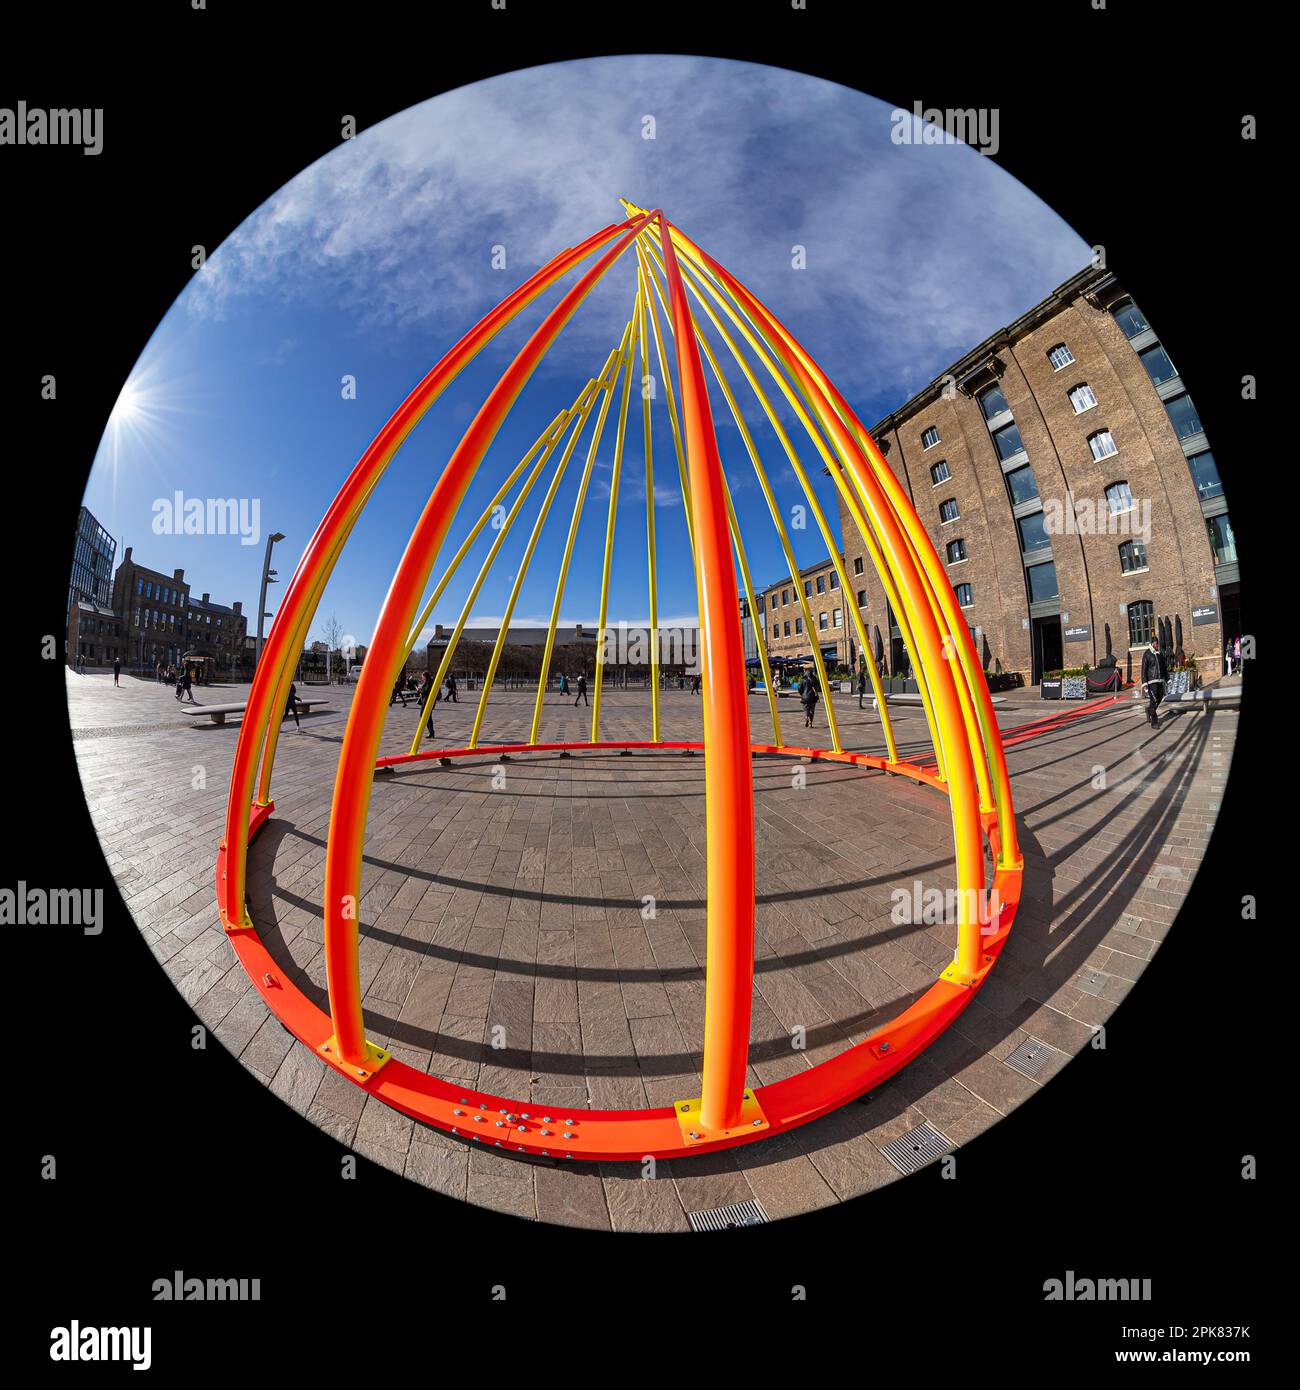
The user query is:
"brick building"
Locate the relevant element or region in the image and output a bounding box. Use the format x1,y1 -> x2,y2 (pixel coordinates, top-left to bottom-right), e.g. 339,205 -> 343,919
186,591 -> 248,677
841,265 -> 1235,684
757,557 -> 856,672
110,547 -> 190,673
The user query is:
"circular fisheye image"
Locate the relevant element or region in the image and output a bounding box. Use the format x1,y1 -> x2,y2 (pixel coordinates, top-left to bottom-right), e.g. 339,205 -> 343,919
67,56 -> 1240,1230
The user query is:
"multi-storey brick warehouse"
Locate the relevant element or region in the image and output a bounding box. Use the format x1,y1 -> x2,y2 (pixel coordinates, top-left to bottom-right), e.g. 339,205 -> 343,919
838,266 -> 1235,685
757,557 -> 856,672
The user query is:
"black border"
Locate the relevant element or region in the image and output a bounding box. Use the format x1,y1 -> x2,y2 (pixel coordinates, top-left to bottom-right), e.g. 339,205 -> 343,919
6,0 -> 1270,1363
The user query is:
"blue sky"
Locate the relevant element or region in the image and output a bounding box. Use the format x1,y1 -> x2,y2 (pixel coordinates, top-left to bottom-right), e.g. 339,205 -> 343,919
83,56 -> 1089,649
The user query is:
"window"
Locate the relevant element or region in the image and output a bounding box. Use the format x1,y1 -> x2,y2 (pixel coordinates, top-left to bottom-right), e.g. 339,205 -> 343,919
1112,300 -> 1149,339
1138,342 -> 1177,386
1006,464 -> 1039,505
1206,513 -> 1237,566
1026,561 -> 1059,603
829,572 -> 839,590
1068,383 -> 1098,413
833,608 -> 843,628
853,557 -> 864,575
136,577 -> 143,595
954,582 -> 973,607
930,459 -> 951,485
992,420 -> 1025,461
818,612 -> 829,630
939,497 -> 960,523
794,617 -> 803,634
978,383 -> 1010,420
1047,343 -> 1074,371
145,581 -> 153,599
815,575 -> 825,594
1017,512 -> 1051,553
946,538 -> 967,564
782,588 -> 789,606
783,621 -> 791,637
857,589 -> 867,607
1105,480 -> 1136,515
921,425 -> 941,449
1186,450 -> 1223,501
1127,599 -> 1155,647
1119,539 -> 1148,573
1165,393 -> 1203,440
1088,429 -> 1118,461
804,580 -> 812,598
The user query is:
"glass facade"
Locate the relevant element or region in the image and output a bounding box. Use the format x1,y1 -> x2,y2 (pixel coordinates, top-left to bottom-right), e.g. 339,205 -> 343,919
1206,513 -> 1237,566
1138,342 -> 1178,386
979,383 -> 1009,420
1186,450 -> 1223,501
1017,511 -> 1051,553
1113,300 -> 1149,339
992,420 -> 1025,461
1165,393 -> 1203,440
1026,561 -> 1059,603
1007,465 -> 1039,505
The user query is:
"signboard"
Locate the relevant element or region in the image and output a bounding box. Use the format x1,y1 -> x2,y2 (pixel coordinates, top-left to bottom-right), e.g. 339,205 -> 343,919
1191,605 -> 1219,626
1064,624 -> 1092,643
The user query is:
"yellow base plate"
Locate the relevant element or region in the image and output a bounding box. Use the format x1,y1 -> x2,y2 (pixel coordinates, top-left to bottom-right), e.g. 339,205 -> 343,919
319,1036 -> 392,1081
673,1088 -> 769,1146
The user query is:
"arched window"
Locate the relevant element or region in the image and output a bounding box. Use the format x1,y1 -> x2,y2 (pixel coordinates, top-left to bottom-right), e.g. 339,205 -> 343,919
939,497 -> 960,523
1105,480 -> 1136,515
1047,343 -> 1074,370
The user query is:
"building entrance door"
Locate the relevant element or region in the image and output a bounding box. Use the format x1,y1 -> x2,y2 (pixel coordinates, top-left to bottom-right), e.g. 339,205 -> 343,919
1032,616 -> 1063,685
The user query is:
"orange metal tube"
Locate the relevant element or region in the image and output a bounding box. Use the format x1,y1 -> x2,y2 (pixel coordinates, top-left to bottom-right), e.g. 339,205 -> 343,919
670,235 -> 987,980
218,219 -> 636,930
320,209 -> 658,1064
658,215 -> 755,1132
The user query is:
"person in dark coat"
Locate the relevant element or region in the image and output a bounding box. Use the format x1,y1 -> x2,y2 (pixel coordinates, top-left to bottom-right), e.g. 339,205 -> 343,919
799,672 -> 819,729
574,673 -> 588,706
112,656 -> 121,687
1140,637 -> 1166,729
857,667 -> 868,709
284,680 -> 302,732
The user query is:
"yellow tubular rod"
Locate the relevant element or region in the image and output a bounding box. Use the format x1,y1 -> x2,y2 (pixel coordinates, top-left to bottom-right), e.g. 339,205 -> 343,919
470,364 -> 609,748
643,244 -> 897,764
636,239 -> 696,562
642,227 -> 938,775
409,399 -> 585,756
402,434 -> 563,660
642,253 -> 843,751
529,328 -> 632,744
591,305 -> 640,743
637,276 -> 662,743
641,244 -> 778,743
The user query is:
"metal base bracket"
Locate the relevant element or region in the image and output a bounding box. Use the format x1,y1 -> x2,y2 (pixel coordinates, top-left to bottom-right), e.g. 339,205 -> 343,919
673,1088 -> 769,1146
319,1036 -> 393,1081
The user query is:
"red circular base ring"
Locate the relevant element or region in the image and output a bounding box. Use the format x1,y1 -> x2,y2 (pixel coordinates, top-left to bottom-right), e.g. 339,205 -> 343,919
216,740 -> 1018,1161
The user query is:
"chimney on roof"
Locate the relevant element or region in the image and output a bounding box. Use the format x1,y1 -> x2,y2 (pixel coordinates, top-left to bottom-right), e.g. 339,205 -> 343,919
233,601 -> 242,616
123,546 -> 132,564
201,593 -> 210,604
174,568 -> 184,581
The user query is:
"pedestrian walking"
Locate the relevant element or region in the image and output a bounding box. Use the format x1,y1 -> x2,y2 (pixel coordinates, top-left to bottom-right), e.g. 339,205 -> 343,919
284,680 -> 302,732
799,672 -> 819,728
857,667 -> 868,709
1140,636 -> 1166,730
575,673 -> 588,706
112,656 -> 121,687
415,671 -> 436,740
1232,633 -> 1242,675
559,673 -> 569,697
691,673 -> 701,695
446,671 -> 458,703
390,676 -> 408,707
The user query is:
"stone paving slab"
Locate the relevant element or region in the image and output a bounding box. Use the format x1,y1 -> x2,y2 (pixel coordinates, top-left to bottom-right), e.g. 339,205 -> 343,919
68,669 -> 1235,1230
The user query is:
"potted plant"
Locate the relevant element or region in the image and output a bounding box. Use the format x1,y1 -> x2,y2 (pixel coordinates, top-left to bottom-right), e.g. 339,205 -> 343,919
1061,665 -> 1088,699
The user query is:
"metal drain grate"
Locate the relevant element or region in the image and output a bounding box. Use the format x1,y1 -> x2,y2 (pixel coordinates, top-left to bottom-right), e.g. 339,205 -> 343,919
1004,1036 -> 1057,1079
686,1199 -> 769,1232
881,1121 -> 952,1175
1075,969 -> 1107,996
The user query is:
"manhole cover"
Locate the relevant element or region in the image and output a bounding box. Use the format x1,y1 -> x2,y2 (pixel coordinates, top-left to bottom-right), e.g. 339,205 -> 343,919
881,1121 -> 952,1175
686,1199 -> 769,1232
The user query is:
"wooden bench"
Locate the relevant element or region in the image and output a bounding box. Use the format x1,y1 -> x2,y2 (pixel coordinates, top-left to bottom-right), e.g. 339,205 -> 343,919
182,698 -> 330,726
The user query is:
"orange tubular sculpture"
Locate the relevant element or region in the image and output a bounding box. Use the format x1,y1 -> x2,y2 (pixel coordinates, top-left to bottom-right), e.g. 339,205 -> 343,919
214,204 -> 1024,1161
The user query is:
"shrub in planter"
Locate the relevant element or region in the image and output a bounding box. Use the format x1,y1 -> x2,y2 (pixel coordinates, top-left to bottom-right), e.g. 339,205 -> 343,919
1040,669 -> 1064,700
1061,665 -> 1088,699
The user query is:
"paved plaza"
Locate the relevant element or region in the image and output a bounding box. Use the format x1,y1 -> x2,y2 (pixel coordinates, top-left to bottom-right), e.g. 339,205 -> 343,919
69,669 -> 1236,1229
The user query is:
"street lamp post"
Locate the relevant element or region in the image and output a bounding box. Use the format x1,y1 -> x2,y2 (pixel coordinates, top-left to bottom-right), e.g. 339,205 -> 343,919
255,531 -> 285,674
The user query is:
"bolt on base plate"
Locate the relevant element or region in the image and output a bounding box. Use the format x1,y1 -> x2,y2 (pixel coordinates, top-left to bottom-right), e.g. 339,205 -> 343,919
318,1035 -> 392,1081
673,1088 -> 769,1146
